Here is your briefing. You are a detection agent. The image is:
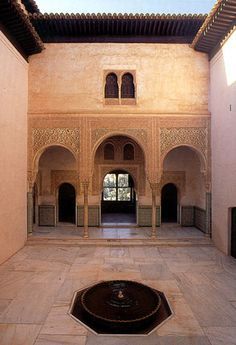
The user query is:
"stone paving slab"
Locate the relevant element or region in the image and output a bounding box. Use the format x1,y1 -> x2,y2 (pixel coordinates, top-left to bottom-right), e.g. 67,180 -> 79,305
0,243 -> 235,345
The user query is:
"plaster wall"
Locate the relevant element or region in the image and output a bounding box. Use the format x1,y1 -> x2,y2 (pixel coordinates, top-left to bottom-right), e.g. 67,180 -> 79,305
210,29 -> 236,254
28,43 -> 209,115
0,32 -> 28,264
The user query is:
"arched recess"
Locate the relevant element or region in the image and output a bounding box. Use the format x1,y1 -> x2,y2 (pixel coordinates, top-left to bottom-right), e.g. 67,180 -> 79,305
162,145 -> 206,228
36,145 -> 77,227
161,144 -> 207,175
32,144 -> 78,176
58,183 -> 76,224
93,134 -> 146,225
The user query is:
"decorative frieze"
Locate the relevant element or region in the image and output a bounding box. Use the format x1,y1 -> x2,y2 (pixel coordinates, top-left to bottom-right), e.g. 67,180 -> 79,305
32,128 -> 80,155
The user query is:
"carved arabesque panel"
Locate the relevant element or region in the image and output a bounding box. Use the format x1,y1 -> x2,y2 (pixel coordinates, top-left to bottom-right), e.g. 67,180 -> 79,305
160,127 -> 207,162
32,128 -> 80,156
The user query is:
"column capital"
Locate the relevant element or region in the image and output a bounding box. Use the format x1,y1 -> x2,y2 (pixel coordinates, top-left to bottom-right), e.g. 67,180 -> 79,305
27,170 -> 37,191
81,180 -> 90,189
149,181 -> 161,196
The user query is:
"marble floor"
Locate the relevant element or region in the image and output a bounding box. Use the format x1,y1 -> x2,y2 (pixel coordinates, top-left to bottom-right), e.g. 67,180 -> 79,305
32,223 -> 208,240
0,241 -> 236,345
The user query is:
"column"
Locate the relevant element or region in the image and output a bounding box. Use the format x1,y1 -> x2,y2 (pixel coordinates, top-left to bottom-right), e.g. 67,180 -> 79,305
150,182 -> 159,239
82,180 -> 89,238
27,189 -> 33,234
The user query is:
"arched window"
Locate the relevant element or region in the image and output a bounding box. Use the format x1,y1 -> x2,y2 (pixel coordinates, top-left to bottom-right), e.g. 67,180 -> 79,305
123,144 -> 134,160
104,143 -> 114,160
103,172 -> 134,201
105,73 -> 119,98
121,73 -> 135,98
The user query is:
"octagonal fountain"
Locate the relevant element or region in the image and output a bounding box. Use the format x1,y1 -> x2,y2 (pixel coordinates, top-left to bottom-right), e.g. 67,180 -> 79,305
69,280 -> 173,335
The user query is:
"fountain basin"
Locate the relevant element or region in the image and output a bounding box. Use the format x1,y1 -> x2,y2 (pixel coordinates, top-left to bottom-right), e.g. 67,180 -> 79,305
69,280 -> 173,335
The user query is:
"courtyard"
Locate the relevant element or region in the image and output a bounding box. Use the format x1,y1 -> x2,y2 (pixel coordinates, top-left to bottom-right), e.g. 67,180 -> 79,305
0,233 -> 236,345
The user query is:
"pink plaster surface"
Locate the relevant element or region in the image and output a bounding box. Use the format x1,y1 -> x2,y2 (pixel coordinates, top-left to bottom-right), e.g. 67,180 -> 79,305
0,32 -> 28,264
210,29 -> 236,254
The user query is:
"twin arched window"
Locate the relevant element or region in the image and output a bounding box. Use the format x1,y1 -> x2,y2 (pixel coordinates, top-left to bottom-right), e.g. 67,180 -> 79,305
105,73 -> 118,98
121,73 -> 135,98
123,144 -> 134,160
104,143 -> 134,160
104,143 -> 115,160
105,72 -> 135,99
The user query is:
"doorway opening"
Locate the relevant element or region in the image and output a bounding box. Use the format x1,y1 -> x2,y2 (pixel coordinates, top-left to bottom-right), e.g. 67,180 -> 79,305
58,183 -> 76,224
101,171 -> 136,224
231,208 -> 236,258
161,183 -> 178,223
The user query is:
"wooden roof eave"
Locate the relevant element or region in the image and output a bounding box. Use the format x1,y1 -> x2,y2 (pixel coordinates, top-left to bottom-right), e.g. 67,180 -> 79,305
192,0 -> 236,56
0,0 -> 44,57
29,12 -> 206,43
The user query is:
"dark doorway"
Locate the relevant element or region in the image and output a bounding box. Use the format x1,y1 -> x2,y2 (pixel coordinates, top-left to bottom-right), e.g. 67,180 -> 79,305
161,183 -> 178,223
58,183 -> 76,223
231,208 -> 236,258
101,171 -> 136,224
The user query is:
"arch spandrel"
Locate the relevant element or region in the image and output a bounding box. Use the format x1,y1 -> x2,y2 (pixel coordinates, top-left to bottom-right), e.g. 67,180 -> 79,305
160,127 -> 208,173
30,127 -> 80,171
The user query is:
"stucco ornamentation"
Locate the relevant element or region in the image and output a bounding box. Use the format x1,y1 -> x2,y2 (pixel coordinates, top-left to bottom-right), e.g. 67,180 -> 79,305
32,128 -> 80,155
92,128 -> 148,148
51,170 -> 78,195
160,127 -> 207,160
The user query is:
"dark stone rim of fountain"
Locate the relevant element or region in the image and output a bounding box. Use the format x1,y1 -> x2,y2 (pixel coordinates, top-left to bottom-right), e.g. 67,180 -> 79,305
81,280 -> 162,324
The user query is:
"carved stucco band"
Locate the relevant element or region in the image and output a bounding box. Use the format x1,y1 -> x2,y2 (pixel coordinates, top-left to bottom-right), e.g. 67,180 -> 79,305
160,127 -> 207,160
92,128 -> 148,147
32,128 -> 80,154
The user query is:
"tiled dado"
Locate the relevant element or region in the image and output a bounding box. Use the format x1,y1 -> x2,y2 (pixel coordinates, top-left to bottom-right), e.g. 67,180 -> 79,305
77,206 -> 100,227
138,206 -> 160,227
181,206 -> 206,232
39,205 -> 55,226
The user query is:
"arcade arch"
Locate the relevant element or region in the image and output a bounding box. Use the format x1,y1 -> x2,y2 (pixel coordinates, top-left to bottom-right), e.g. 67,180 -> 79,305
161,145 -> 206,228
36,145 -> 77,226
93,135 -> 145,225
